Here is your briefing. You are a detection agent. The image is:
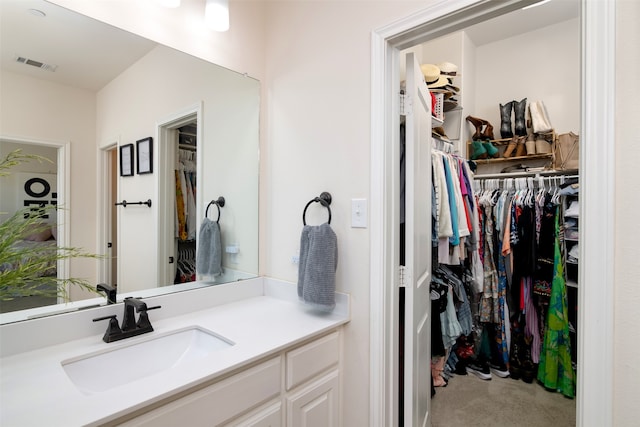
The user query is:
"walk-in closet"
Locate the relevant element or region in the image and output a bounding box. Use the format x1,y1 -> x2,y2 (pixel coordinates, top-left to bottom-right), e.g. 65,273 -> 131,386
174,122 -> 198,284
399,1 -> 580,425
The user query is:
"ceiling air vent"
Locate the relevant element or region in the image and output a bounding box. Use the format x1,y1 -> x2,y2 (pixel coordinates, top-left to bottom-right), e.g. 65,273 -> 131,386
15,56 -> 57,72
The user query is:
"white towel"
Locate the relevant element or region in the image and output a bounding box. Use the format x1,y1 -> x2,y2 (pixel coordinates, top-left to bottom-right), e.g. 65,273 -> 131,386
196,218 -> 223,277
297,223 -> 338,312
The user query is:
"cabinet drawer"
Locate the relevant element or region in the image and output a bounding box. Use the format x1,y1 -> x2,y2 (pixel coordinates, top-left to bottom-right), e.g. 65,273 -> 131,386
224,401 -> 282,427
286,331 -> 339,390
123,357 -> 281,427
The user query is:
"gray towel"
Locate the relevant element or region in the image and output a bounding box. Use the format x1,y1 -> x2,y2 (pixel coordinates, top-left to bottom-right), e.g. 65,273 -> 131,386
196,218 -> 223,277
297,223 -> 338,311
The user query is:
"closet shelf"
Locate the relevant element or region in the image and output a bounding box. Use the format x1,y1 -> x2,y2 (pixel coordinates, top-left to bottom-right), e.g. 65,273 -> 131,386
472,153 -> 552,164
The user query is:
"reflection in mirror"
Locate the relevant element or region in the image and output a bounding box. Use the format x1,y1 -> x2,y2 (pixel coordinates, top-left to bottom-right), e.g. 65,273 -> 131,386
0,0 -> 260,323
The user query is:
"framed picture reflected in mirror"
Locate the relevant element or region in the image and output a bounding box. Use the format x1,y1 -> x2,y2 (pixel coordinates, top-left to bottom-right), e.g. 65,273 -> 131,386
119,144 -> 134,177
136,137 -> 153,174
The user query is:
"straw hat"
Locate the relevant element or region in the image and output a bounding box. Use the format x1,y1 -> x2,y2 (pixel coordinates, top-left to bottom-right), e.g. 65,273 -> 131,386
437,61 -> 460,77
420,64 -> 449,89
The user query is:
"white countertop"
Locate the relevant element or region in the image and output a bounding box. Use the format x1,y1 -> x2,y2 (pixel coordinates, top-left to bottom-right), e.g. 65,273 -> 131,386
0,278 -> 349,426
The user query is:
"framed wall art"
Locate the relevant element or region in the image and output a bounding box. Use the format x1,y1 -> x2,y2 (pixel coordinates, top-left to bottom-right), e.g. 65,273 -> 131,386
119,144 -> 134,177
136,137 -> 153,174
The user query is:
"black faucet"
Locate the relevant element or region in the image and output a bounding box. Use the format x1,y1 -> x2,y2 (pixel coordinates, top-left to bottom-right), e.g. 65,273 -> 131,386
96,283 -> 117,304
93,297 -> 161,343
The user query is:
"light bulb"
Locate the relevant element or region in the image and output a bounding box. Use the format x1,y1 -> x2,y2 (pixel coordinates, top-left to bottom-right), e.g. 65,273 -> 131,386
205,0 -> 229,32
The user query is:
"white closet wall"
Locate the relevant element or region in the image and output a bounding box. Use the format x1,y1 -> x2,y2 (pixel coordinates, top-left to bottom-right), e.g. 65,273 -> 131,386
473,18 -> 580,136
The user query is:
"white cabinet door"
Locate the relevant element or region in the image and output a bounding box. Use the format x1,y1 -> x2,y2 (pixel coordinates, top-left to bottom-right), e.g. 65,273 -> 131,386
403,51 -> 432,427
286,370 -> 340,427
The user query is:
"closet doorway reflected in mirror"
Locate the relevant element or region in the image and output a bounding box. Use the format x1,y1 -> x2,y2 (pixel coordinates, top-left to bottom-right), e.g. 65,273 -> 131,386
98,143 -> 119,291
156,107 -> 201,287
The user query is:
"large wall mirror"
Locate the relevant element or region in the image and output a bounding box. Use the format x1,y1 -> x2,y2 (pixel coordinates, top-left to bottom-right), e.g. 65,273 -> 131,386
0,0 -> 260,323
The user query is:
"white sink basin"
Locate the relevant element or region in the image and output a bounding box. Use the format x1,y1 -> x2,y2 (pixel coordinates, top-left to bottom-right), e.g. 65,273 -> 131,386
61,326 -> 234,395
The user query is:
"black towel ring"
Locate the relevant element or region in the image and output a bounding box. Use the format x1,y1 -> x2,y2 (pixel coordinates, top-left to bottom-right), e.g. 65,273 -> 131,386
302,192 -> 332,225
205,196 -> 226,223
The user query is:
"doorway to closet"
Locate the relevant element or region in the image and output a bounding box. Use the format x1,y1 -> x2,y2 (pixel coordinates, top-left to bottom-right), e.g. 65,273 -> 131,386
400,2 -> 580,426
370,0 -> 615,426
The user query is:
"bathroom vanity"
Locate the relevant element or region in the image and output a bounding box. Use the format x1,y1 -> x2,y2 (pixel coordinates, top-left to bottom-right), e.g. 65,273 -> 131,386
0,278 -> 349,426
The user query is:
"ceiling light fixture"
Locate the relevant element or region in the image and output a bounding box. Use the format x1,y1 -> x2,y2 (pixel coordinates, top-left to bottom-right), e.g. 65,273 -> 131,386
205,0 -> 229,32
156,0 -> 181,8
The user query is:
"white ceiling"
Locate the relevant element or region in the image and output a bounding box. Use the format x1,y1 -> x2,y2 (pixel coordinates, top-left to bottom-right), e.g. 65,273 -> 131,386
0,0 -> 580,93
465,0 -> 580,46
0,0 -> 157,92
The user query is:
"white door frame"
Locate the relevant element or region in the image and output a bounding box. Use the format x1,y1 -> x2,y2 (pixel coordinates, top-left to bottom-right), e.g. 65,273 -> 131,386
0,135 -> 70,303
370,0 -> 615,425
97,141 -> 118,286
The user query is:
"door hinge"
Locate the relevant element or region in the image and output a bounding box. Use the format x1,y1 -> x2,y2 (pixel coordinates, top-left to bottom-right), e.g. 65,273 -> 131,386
169,256 -> 174,264
399,265 -> 407,288
400,91 -> 412,116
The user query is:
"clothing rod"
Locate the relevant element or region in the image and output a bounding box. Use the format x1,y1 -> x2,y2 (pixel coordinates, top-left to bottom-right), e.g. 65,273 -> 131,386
474,170 -> 579,180
178,131 -> 197,137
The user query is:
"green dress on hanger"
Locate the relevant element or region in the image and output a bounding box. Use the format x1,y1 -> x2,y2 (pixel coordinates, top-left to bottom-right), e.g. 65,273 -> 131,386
537,209 -> 575,398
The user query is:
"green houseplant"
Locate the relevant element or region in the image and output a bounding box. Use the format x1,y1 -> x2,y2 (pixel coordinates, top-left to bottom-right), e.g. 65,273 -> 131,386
0,149 -> 100,302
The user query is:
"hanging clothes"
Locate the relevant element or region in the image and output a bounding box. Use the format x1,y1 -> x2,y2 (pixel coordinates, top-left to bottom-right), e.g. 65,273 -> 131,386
537,209 -> 576,398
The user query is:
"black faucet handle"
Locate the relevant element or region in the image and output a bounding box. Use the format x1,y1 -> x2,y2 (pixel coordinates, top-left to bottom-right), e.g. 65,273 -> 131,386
136,305 -> 161,330
93,315 -> 123,343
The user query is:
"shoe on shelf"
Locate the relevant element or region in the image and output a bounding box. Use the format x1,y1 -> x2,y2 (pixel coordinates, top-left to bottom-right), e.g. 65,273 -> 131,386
535,135 -> 553,154
470,140 -> 488,160
465,115 -> 485,140
513,98 -> 528,136
499,101 -> 514,139
489,362 -> 510,378
482,121 -> 495,140
482,140 -> 500,158
466,361 -> 492,380
525,134 -> 537,155
514,136 -> 527,157
503,136 -> 518,158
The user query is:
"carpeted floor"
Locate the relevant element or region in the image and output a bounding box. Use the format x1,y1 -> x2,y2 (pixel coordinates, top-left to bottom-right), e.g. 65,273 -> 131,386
431,371 -> 576,427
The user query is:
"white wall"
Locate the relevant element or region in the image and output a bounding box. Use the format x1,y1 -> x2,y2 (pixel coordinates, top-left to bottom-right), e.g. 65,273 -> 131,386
614,0 -> 640,424
262,2 -> 426,425
0,71 -> 98,300
96,45 -> 259,293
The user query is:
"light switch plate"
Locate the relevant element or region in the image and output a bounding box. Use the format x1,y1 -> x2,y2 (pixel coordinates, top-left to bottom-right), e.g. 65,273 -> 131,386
351,198 -> 367,228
